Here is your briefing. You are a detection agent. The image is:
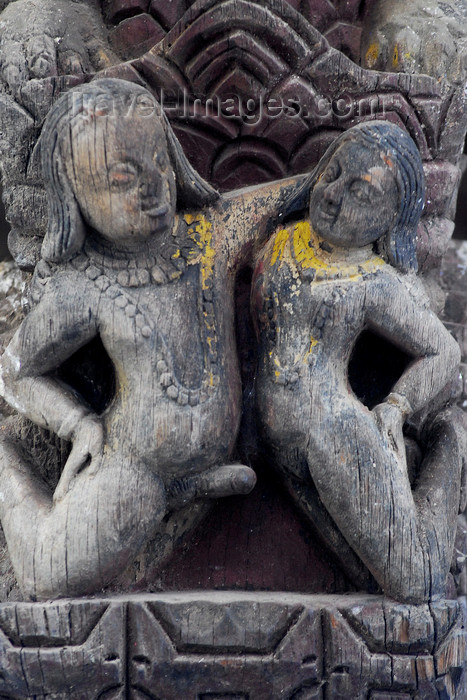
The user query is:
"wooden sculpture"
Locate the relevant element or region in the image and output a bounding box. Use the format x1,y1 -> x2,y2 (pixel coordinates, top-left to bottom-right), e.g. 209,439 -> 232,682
0,0 -> 466,697
253,120 -> 465,603
0,78 -> 307,600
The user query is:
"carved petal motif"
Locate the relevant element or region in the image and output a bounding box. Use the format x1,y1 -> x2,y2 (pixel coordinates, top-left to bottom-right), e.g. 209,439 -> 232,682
105,0 -> 375,60
131,0 -> 455,203
109,13 -> 165,58
104,0 -> 150,24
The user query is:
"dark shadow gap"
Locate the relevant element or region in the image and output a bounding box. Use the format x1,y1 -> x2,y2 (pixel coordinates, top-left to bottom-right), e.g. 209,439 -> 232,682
54,335 -> 116,414
348,329 -> 413,409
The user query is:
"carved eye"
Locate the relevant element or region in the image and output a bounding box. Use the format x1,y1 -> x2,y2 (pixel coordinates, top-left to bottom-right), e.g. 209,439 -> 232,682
322,163 -> 340,183
155,151 -> 168,170
349,180 -> 374,203
109,163 -> 138,189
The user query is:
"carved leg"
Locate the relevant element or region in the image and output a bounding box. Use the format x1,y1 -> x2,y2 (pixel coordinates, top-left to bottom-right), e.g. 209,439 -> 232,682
0,436 -> 166,600
295,401 -> 464,602
412,408 -> 465,596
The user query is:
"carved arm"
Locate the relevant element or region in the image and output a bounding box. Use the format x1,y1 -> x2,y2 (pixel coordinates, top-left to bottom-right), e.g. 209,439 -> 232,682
0,277 -> 99,442
219,174 -> 306,268
366,274 -> 460,416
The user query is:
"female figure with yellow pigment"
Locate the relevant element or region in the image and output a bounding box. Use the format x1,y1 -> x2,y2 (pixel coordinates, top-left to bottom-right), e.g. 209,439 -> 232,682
252,122 -> 464,602
0,79 -> 297,600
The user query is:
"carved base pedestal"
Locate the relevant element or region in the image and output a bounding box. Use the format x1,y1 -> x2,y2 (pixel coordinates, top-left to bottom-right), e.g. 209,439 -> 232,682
0,593 -> 465,699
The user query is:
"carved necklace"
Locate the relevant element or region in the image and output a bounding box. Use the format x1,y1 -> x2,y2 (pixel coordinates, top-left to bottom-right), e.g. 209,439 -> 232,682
79,217 -> 189,287
69,214 -> 220,407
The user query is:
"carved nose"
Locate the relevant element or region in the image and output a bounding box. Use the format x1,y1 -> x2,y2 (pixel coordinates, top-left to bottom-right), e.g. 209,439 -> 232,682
323,181 -> 343,208
139,180 -> 159,198
139,177 -> 163,210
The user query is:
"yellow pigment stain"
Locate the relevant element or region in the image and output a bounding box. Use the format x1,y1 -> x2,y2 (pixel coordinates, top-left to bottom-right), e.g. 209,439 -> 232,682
97,48 -> 114,67
392,44 -> 399,68
208,371 -> 219,388
270,335 -> 318,378
182,213 -> 219,394
309,336 -> 318,353
270,228 -> 289,266
293,221 -> 336,275
268,221 -> 385,287
172,249 -> 181,259
184,213 -> 215,290
365,42 -> 380,68
291,221 -> 385,281
270,344 -> 284,377
184,213 -> 197,226
303,335 -> 318,364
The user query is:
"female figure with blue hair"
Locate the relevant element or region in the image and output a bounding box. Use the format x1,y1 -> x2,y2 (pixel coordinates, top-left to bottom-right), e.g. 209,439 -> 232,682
253,121 -> 464,602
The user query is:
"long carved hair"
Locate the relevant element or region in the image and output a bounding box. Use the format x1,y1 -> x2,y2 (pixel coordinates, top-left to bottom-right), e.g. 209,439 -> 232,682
40,79 -> 219,263
284,121 -> 425,273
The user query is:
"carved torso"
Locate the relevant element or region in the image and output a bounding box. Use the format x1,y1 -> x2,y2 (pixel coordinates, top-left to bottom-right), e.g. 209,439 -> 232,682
29,211 -> 242,480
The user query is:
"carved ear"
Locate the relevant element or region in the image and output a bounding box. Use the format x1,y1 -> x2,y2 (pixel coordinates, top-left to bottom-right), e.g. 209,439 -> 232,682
41,154 -> 86,263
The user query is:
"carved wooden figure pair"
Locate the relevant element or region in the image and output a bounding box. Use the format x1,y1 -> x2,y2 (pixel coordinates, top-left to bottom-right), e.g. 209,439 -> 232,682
0,79 -> 462,604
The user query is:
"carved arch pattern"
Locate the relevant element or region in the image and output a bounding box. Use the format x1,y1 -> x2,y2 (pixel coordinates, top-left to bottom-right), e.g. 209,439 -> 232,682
106,0 -> 370,63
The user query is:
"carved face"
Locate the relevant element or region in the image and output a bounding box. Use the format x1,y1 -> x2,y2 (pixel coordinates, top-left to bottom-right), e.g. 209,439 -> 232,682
66,115 -> 176,245
308,140 -> 399,248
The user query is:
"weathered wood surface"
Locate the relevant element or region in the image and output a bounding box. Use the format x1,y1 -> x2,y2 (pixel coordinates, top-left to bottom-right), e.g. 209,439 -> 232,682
0,0 -> 464,603
0,0 -> 465,694
0,77 -> 328,600
252,120 -> 465,603
0,592 -> 464,698
0,89 -> 462,612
